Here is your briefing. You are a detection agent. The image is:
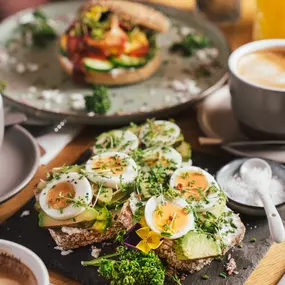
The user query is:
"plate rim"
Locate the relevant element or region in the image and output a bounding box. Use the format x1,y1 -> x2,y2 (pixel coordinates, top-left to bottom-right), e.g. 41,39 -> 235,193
0,125 -> 40,203
0,0 -> 230,125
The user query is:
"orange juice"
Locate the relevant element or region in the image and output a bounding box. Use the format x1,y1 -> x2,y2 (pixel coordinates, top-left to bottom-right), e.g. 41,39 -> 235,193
253,0 -> 285,40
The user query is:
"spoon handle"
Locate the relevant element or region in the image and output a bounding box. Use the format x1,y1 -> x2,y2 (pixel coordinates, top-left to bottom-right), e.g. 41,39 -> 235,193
260,193 -> 285,243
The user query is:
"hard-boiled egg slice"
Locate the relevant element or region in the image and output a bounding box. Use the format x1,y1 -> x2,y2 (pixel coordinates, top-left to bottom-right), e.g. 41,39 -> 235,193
86,151 -> 138,189
39,172 -> 92,220
93,130 -> 139,154
139,120 -> 181,147
145,195 -> 195,239
142,146 -> 182,169
169,166 -> 222,212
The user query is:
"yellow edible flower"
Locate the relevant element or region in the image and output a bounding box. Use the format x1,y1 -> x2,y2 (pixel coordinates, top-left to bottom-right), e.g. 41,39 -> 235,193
135,227 -> 163,254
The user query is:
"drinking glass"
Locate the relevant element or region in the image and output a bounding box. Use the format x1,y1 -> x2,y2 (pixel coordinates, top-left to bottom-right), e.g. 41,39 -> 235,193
253,0 -> 285,40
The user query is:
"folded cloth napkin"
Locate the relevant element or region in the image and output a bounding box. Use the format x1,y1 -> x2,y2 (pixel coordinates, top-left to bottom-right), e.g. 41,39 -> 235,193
37,124 -> 83,165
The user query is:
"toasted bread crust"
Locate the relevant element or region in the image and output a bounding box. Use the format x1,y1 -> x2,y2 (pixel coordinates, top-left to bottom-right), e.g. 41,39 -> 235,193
156,213 -> 246,273
49,202 -> 133,249
80,0 -> 170,33
58,52 -> 161,86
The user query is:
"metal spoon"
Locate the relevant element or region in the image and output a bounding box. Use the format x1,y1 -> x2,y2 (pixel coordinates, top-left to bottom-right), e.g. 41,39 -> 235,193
240,158 -> 285,243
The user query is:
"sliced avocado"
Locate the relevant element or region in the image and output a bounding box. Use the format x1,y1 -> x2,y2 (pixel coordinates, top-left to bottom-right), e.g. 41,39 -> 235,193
51,165 -> 83,174
176,231 -> 221,260
91,219 -> 110,232
109,190 -> 129,206
94,206 -> 111,221
38,207 -> 97,228
34,201 -> 41,212
173,133 -> 184,147
140,181 -> 151,199
176,141 -> 192,161
97,187 -> 113,205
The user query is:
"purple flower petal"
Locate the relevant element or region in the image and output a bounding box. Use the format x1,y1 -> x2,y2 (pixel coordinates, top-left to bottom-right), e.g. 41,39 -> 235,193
123,223 -> 142,249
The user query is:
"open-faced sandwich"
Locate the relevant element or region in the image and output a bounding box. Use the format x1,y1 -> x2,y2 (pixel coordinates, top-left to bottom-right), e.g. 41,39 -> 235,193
35,119 -> 245,283
58,0 -> 169,85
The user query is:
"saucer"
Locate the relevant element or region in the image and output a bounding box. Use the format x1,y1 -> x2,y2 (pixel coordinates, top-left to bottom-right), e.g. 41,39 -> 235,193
0,125 -> 40,202
197,85 -> 247,141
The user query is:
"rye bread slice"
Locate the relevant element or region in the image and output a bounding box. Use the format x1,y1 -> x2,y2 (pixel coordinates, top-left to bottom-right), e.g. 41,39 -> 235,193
155,211 -> 246,273
49,201 -> 132,249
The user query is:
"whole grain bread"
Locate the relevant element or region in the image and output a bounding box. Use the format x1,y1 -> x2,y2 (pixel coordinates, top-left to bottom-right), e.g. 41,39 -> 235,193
80,0 -> 170,33
58,51 -> 161,86
49,201 -> 133,249
156,212 -> 246,273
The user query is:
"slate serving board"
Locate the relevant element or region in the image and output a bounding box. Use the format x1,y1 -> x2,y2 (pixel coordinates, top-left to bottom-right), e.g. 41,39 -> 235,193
0,150 -> 283,285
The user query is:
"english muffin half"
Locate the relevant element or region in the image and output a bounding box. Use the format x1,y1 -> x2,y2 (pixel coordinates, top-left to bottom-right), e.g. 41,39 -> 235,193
58,0 -> 170,86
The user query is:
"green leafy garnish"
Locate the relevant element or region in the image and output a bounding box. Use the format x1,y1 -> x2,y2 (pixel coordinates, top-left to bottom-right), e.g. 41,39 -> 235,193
202,274 -> 209,280
219,272 -> 227,279
85,86 -> 111,114
19,9 -> 57,48
170,33 -> 210,57
82,246 -> 166,285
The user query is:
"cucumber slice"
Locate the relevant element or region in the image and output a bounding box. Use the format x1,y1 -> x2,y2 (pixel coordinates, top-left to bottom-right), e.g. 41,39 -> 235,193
83,58 -> 114,72
110,55 -> 147,68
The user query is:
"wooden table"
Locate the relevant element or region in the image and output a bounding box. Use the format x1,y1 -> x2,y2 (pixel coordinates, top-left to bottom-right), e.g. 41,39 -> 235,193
1,0 -> 285,284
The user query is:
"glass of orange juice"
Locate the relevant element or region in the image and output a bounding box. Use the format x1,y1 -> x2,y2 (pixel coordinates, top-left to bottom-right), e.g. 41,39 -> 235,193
253,0 -> 285,40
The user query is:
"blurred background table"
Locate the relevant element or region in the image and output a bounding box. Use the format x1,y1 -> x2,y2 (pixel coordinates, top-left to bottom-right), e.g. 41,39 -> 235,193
0,0 -> 284,284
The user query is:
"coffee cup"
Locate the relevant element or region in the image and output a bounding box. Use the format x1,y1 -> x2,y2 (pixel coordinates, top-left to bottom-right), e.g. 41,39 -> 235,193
229,39 -> 285,139
0,239 -> 49,285
0,94 -> 4,149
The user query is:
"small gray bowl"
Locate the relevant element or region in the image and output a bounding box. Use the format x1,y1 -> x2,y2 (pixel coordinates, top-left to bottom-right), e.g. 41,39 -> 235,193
216,158 -> 285,216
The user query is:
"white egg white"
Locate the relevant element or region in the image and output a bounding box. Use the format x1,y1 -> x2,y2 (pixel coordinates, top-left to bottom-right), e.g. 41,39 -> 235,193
145,195 -> 195,239
142,146 -> 182,169
169,166 -> 221,212
86,151 -> 138,189
93,130 -> 139,154
39,172 -> 93,220
139,120 -> 181,147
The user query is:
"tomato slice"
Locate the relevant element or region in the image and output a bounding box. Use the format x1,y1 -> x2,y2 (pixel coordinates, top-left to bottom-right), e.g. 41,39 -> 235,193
128,45 -> 149,57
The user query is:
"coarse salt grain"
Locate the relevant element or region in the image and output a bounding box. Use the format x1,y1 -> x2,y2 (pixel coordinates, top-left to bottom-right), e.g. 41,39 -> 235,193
223,169 -> 285,207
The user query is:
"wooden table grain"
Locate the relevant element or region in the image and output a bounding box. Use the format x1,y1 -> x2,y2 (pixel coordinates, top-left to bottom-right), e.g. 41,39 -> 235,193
1,0 -> 285,284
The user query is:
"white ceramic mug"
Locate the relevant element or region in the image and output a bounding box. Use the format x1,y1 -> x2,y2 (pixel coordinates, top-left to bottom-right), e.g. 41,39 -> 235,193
0,239 -> 50,285
0,94 -> 4,149
229,39 -> 285,139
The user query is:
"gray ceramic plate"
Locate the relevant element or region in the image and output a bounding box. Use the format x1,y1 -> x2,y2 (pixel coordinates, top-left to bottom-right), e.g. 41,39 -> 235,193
216,158 -> 285,216
0,1 -> 229,125
0,125 -> 40,203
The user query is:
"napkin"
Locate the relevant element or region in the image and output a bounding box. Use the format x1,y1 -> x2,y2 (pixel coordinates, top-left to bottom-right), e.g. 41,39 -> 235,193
37,124 -> 83,165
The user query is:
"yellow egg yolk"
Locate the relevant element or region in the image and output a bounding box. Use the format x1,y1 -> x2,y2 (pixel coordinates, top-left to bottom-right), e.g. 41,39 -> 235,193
144,154 -> 170,167
47,182 -> 75,210
176,171 -> 208,200
92,155 -> 127,176
153,203 -> 189,234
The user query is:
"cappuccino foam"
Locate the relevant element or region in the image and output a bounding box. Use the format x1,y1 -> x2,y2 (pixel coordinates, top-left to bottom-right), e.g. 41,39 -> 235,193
237,48 -> 285,89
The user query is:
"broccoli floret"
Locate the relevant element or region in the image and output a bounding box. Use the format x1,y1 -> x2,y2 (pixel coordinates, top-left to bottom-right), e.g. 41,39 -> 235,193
84,86 -> 111,114
170,33 -> 210,57
82,246 -> 165,285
